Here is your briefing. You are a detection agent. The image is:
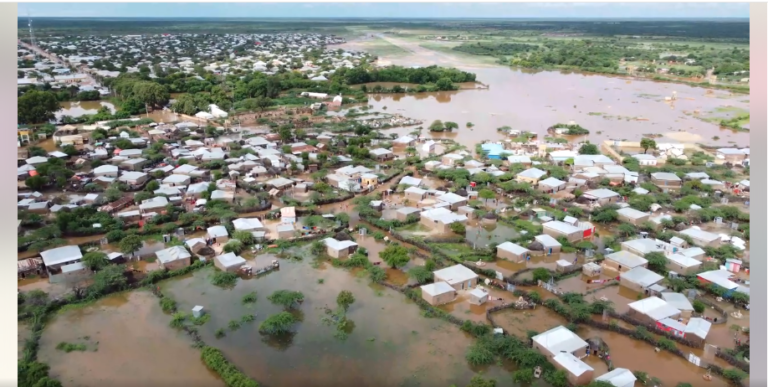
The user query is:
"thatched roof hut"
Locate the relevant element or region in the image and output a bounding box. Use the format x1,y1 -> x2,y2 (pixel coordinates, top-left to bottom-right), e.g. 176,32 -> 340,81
527,241 -> 544,251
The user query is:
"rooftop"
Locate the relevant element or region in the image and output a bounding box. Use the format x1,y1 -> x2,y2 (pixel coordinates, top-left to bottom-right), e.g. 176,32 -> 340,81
40,245 -> 83,267
420,281 -> 455,297
621,266 -> 664,287
156,246 -> 192,264
606,251 -> 648,268
552,352 -> 593,376
433,264 -> 478,285
497,242 -> 530,256
532,325 -> 589,354
628,296 -> 680,321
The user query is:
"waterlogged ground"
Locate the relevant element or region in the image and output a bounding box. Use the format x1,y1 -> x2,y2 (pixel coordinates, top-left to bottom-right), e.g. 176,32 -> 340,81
37,291 -> 223,387
161,253 -> 516,387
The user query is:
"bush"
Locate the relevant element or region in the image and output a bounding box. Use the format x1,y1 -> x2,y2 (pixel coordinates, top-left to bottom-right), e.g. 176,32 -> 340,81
159,297 -> 177,313
200,346 -> 259,387
242,291 -> 258,305
532,268 -> 551,283
692,299 -> 706,314
210,271 -> 238,287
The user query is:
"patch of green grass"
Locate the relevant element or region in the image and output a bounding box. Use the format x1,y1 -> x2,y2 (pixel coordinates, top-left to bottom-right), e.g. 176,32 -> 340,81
56,342 -> 87,353
241,291 -> 257,305
215,328 -> 226,339
192,314 -> 211,326
241,314 -> 255,323
228,320 -> 241,331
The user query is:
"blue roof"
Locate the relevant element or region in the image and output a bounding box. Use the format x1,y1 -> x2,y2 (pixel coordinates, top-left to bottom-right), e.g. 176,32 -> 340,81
481,143 -> 505,156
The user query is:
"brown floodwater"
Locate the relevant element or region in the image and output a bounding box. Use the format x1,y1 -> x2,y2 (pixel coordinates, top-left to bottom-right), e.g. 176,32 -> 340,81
161,249 -> 517,387
343,35 -> 750,149
57,101 -> 116,119
36,291 -> 223,386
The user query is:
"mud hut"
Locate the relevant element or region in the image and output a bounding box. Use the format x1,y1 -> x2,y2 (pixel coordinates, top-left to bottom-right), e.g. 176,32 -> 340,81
481,212 -> 498,226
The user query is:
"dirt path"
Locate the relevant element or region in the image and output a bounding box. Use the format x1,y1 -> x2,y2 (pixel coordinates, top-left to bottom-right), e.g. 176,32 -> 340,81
373,34 -> 497,70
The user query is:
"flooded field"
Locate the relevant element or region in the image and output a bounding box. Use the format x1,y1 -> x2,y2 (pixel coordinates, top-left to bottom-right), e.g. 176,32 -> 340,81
56,101 -> 116,120
161,252 -> 515,387
37,291 -> 223,387
340,35 -> 750,149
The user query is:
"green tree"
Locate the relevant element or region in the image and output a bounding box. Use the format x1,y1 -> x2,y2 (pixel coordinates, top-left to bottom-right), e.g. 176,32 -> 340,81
379,244 -> 411,269
640,138 -> 657,154
532,268 -> 551,282
466,376 -> 496,387
586,381 -> 618,387
24,175 -> 47,190
428,120 -> 445,132
267,290 -> 304,310
119,235 -> 143,255
478,189 -> 495,203
18,90 -> 60,124
336,290 -> 356,312
87,265 -> 128,298
512,369 -> 534,384
258,312 -> 296,335
544,370 -> 569,387
645,251 -> 668,272
232,231 -> 255,245
578,142 -> 600,155
81,251 -> 109,271
255,97 -> 274,111
408,266 -> 433,284
450,222 -> 467,235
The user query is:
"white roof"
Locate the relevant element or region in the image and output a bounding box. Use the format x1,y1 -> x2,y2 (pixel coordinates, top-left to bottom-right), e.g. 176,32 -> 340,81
436,192 -> 466,204
552,352 -> 593,376
185,238 -> 206,248
595,368 -> 637,387
497,242 -> 530,256
433,264 -> 478,285
543,221 -> 580,235
369,148 -> 392,156
628,296 -> 680,321
207,225 -> 229,238
651,172 -> 681,181
40,245 -> 83,267
216,252 -> 246,268
119,171 -> 147,182
323,237 -> 358,250
420,281 -> 455,297
632,154 -> 657,161
469,287 -> 488,298
680,228 -> 720,243
399,176 -> 422,186
685,172 -> 710,180
584,188 -> 620,200
658,317 -> 687,332
617,207 -> 649,220
606,251 -> 648,268
508,155 -> 532,163
532,326 -> 588,354
680,247 -> 705,257
667,253 -> 702,269
621,238 -> 670,255
405,186 -> 427,195
661,293 -> 694,311
621,266 -> 663,287
539,177 -> 565,187
61,262 -> 85,273
684,317 -> 712,338
517,168 -> 547,179
163,174 -> 190,184
421,207 -> 468,225
156,246 -> 191,264
535,234 -> 562,247
232,218 -> 265,231
93,165 -> 118,174
697,270 -> 739,290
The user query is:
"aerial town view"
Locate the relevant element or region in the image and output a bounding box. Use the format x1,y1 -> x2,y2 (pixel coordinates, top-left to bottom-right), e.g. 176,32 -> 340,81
16,3 -> 752,387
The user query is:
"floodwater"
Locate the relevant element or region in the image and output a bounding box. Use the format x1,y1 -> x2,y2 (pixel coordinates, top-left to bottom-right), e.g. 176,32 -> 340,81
57,101 -> 116,119
36,291 -> 223,386
161,251 -> 515,387
342,35 -> 750,149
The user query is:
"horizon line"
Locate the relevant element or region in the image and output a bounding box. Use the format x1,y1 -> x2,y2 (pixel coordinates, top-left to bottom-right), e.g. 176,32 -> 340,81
18,16 -> 750,20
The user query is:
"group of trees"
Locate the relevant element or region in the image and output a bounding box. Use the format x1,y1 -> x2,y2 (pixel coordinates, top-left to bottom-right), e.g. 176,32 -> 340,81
338,65 -> 476,86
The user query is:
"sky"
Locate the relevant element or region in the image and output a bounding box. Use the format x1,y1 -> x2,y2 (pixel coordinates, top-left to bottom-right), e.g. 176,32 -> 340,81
18,3 -> 750,19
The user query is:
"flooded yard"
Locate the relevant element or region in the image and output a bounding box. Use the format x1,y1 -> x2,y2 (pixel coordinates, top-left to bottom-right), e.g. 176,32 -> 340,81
37,291 -> 223,387
160,252 -> 514,387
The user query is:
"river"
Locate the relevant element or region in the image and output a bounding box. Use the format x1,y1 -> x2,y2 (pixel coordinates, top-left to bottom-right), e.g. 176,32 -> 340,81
338,35 -> 750,149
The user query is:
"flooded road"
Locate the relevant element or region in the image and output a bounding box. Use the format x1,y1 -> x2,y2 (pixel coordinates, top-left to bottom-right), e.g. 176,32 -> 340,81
37,291 -> 223,386
340,35 -> 750,149
162,251 -> 515,387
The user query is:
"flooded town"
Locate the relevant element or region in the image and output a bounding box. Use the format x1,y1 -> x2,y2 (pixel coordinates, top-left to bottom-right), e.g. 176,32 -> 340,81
17,7 -> 751,387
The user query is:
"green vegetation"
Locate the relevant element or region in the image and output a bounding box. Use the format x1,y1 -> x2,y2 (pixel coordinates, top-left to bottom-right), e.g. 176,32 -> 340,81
210,271 -> 239,287
259,312 -> 297,335
242,291 -> 258,305
200,346 -> 259,387
267,290 -> 305,310
55,342 -> 87,353
379,243 -> 411,269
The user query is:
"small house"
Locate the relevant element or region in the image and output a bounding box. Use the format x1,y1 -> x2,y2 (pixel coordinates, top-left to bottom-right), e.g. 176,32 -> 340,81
457,206 -> 476,220
532,325 -> 589,359
420,281 -> 457,306
604,251 -> 648,273
468,287 -> 489,305
632,154 -> 658,166
582,188 -> 621,206
323,238 -> 359,259
496,242 -> 531,262
661,292 -> 695,319
163,174 -> 191,187
516,168 -> 548,185
93,165 -> 119,178
650,172 -> 682,188
118,171 -> 149,187
420,207 -> 468,233
40,245 -> 83,279
156,246 -> 192,271
684,318 -> 712,347
665,253 -> 702,275
399,176 -> 423,187
370,148 -> 394,161
679,227 -> 721,247
535,234 -> 562,255
620,267 -> 664,295
185,238 -> 207,254
214,252 -> 246,273
616,207 -> 650,225
542,221 -> 584,243
582,262 -> 602,277
280,207 -> 297,224
395,207 -> 421,222
120,158 -> 148,171
405,186 -> 427,202
433,264 -> 479,291
552,352 -> 594,386
538,177 -> 566,193
627,296 -> 681,324
435,192 -> 468,210
232,218 -> 266,233
206,225 -> 229,243
594,368 -> 637,387
276,223 -> 295,239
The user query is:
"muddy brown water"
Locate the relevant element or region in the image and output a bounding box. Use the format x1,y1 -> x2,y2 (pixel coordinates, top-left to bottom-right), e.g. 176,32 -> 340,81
57,101 -> 116,120
37,291 -> 223,386
161,251 -> 516,387
339,35 -> 749,149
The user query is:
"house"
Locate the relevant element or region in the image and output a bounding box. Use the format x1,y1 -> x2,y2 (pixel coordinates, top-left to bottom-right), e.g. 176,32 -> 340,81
420,282 -> 457,306
661,293 -> 695,319
535,234 -> 562,255
620,267 -> 664,294
433,264 -> 479,291
627,296 -> 681,324
632,154 -> 658,166
174,164 -> 198,175
214,252 -> 246,273
156,246 -> 192,271
594,368 -> 637,387
496,242 -> 531,262
392,135 -> 416,151
532,325 -> 589,359
665,253 -> 702,275
118,171 -> 149,187
420,207 -> 468,233
360,173 -> 379,189
83,193 -> 103,205
685,172 -> 710,180
679,227 -> 721,247
323,238 -> 358,258
616,207 -> 650,225
399,176 -> 422,187
117,149 -> 143,158
120,158 -> 148,171
552,352 -> 594,386
604,251 -> 648,273
573,154 -> 615,169
507,155 -> 532,166
696,270 -> 740,295
280,207 -> 296,224
582,188 -> 621,206
716,148 -> 749,164
396,207 -> 421,222
435,192 -> 468,210
680,247 -> 706,260
185,238 -> 207,254
684,318 -> 712,347
40,245 -> 83,279
232,218 -> 266,233
27,201 -> 51,214
370,148 -> 395,161
93,164 -> 119,178
543,221 -> 585,243
405,186 -> 427,202
457,206 -> 476,220
138,196 -> 169,214
650,172 -> 682,187
26,156 -> 49,166
538,177 -> 566,193
207,225 -> 229,243
266,177 -> 295,191
621,238 -> 678,257
516,168 -> 548,185
276,223 -> 295,239
163,174 -> 191,187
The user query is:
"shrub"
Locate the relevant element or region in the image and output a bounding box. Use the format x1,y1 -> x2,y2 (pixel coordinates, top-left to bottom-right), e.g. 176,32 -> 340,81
692,300 -> 706,314
159,297 -> 177,313
242,291 -> 258,305
200,346 -> 258,387
210,271 -> 238,287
